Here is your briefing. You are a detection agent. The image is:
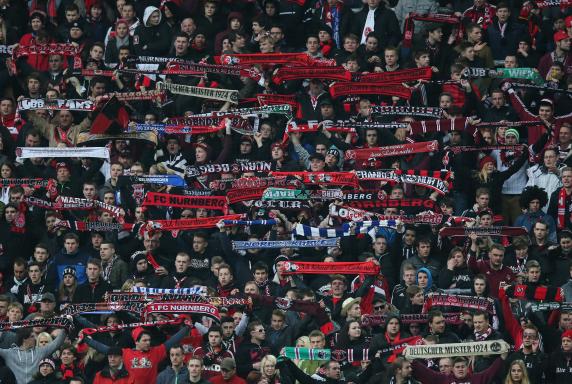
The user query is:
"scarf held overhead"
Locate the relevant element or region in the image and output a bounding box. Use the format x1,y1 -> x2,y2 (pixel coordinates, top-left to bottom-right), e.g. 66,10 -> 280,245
345,141 -> 439,161
280,260 -> 380,275
156,82 -> 238,103
403,340 -> 510,360
142,192 -> 228,211
232,238 -> 340,250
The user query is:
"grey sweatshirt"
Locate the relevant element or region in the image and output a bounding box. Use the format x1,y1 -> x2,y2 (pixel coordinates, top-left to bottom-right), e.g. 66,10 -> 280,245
0,330 -> 65,384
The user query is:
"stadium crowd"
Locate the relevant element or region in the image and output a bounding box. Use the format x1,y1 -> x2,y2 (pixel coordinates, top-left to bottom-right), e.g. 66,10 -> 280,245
1,0 -> 572,383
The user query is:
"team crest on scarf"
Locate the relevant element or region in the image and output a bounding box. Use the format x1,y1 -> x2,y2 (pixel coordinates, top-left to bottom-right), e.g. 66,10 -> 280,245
275,297 -> 293,310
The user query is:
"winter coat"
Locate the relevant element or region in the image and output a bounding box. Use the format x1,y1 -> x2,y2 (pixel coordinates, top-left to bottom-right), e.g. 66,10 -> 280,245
133,6 -> 172,56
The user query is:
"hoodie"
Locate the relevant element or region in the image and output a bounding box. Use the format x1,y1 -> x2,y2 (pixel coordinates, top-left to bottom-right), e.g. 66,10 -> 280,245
0,331 -> 65,384
132,6 -> 171,56
416,267 -> 435,294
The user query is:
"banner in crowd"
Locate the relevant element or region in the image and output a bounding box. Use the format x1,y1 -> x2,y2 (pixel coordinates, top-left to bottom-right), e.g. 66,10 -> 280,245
403,340 -> 510,360
232,238 -> 340,250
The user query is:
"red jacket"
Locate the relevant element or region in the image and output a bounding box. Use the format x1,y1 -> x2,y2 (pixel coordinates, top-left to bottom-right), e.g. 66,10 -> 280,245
93,366 -> 135,384
209,374 -> 247,384
412,358 -> 503,384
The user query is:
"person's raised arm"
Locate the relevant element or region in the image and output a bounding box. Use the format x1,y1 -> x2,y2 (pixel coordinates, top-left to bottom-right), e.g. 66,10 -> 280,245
164,325 -> 190,349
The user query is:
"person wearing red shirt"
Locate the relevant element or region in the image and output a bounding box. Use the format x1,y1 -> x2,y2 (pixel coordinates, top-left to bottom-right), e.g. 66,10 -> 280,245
467,239 -> 515,298
209,358 -> 246,384
85,322 -> 191,384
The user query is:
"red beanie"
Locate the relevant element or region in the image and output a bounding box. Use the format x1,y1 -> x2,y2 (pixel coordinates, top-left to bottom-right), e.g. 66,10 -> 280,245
131,327 -> 145,342
479,156 -> 495,170
562,330 -> 572,340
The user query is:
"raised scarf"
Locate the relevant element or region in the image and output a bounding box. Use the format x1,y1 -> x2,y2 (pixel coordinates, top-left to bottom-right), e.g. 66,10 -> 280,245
13,43 -> 79,58
422,293 -> 495,314
345,141 -> 438,161
270,171 -> 360,189
503,283 -> 563,302
280,260 -> 380,275
143,302 -> 220,320
62,302 -> 145,315
252,200 -> 312,209
257,94 -> 298,108
210,176 -> 298,191
16,146 -> 109,160
557,188 -> 571,229
17,98 -> 95,111
370,105 -> 443,118
117,175 -> 187,187
512,82 -> 572,95
232,238 -> 340,250
361,313 -> 463,327
215,53 -> 311,66
446,144 -> 526,154
138,215 -> 243,237
142,192 -> 227,211
354,169 -> 450,194
353,67 -> 433,83
293,221 -> 401,238
439,226 -> 528,237
186,161 -> 271,177
462,67 -> 544,84
222,219 -> 279,226
156,82 -> 238,103
0,316 -> 73,331
82,318 -> 184,336
99,90 -> 166,102
273,66 -> 351,84
403,340 -> 510,360
345,198 -> 436,210
0,178 -> 52,189
403,13 -> 462,48
226,187 -> 267,204
330,82 -> 411,99
262,188 -> 311,201
25,196 -> 122,219
54,220 -> 131,232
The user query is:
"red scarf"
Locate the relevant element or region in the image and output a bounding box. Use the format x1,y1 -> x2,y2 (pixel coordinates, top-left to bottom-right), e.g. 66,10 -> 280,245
558,188 -> 571,229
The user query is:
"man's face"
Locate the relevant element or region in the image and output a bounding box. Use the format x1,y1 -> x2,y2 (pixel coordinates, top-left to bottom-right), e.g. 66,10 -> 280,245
417,242 -> 431,258
559,38 -> 571,51
399,362 -> 413,378
188,360 -> 203,377
59,111 -> 73,128
373,238 -> 387,254
108,354 -> 122,368
100,244 -> 114,261
522,329 -> 537,348
439,359 -> 452,374
491,92 -> 505,108
489,249 -> 504,268
48,55 -> 63,71
473,314 -> 489,332
259,40 -> 273,53
175,255 -> 189,273
326,363 -> 341,379
415,54 -> 430,67
170,348 -> 184,366
306,37 -> 319,53
270,27 -> 283,42
64,239 -> 79,254
28,79 -> 40,94
25,134 -> 40,147
181,18 -> 196,34
560,313 -> 572,330
430,316 -> 446,333
271,315 -> 284,330
13,264 -> 26,281
343,38 -> 357,52
121,5 -> 135,20
254,269 -> 268,284
83,184 -> 96,199
222,322 -> 234,338
476,194 -> 490,208
0,99 -> 12,115
497,7 -> 510,22
544,150 -> 557,168
561,236 -> 572,252
453,362 -> 468,379
193,236 -> 207,253
251,325 -> 266,342
527,267 -> 541,283
204,2 -> 216,16
331,279 -> 346,295
34,248 -> 49,263
310,336 -> 325,348
533,223 -> 547,241
29,266 -> 41,283
539,105 -> 553,120
560,127 -> 572,145
310,158 -> 325,172
367,0 -> 381,8
563,171 -> 572,188
86,263 -> 100,282
429,28 -> 443,43
65,9 -> 79,22
504,56 -> 517,68
468,27 -> 482,42
136,334 -> 151,351
384,50 -> 397,66
365,130 -> 378,146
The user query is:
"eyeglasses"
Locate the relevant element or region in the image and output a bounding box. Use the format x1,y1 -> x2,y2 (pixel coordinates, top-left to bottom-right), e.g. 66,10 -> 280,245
523,333 -> 537,338
255,329 -> 265,333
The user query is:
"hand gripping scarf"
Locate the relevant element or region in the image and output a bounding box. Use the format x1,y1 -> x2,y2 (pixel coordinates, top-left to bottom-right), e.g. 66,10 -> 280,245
345,141 -> 439,161
142,192 -> 228,211
137,215 -> 243,238
402,340 -> 510,360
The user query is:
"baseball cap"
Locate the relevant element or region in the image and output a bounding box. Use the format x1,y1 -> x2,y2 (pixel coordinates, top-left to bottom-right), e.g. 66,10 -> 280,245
41,293 -> 55,302
554,30 -> 569,43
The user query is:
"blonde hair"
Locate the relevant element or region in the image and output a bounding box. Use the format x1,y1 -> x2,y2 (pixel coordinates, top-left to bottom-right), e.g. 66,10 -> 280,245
260,355 -> 277,377
36,332 -> 53,347
504,360 -> 531,384
296,336 -> 310,348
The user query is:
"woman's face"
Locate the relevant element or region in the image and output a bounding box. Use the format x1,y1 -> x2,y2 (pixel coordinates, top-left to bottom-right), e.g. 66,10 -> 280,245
195,147 -> 207,162
260,124 -> 272,139
263,361 -> 276,377
164,6 -> 173,18
510,364 -> 523,381
37,335 -> 50,347
348,321 -> 361,339
417,272 -> 428,288
386,318 -> 400,335
244,283 -> 257,295
0,164 -> 12,178
365,37 -> 378,52
90,5 -> 102,18
474,278 -> 486,295
7,307 -> 21,321
63,274 -> 75,286
412,292 -> 424,305
116,23 -> 128,37
136,259 -> 148,272
222,38 -> 231,52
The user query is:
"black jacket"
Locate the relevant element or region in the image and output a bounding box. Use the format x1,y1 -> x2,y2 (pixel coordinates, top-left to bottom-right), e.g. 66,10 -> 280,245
350,6 -> 400,49
546,350 -> 572,384
73,278 -> 112,303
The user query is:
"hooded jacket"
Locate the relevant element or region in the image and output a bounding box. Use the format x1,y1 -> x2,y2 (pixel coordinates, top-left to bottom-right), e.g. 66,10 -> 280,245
133,6 -> 172,56
0,331 -> 65,384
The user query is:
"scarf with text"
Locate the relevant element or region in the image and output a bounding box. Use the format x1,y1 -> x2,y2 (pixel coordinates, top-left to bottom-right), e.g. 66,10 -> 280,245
354,169 -> 450,194
54,220 -> 131,232
82,318 -> 185,336
293,220 -> 401,238
330,82 -> 411,99
273,66 -> 351,84
344,197 -> 435,210
0,316 -> 73,331
262,188 -> 311,201
163,115 -> 253,133
252,200 -> 312,209
216,53 -> 312,66
0,178 -> 52,189
280,260 -> 380,275
232,238 -> 340,250
221,219 -> 278,226
282,347 -> 370,363
110,292 -> 249,308
210,176 -> 298,191
99,90 -> 166,102
329,204 -> 382,222
462,67 -> 544,84
138,215 -> 243,237
186,161 -> 271,177
25,195 -> 122,219
156,82 -> 238,103
227,187 -> 267,204
134,122 -> 225,135
345,141 -> 439,161
403,13 -> 462,48
361,313 -> 463,327
62,302 -> 145,315
16,146 -> 109,160
257,94 -> 298,109
142,192 -> 227,211
117,175 -> 186,187
143,302 -> 220,320
131,286 -> 205,295
403,340 -> 510,360
439,226 -> 528,237
270,171 -> 360,189
529,302 -> 572,311
354,67 -> 433,83
17,98 -> 95,111
535,0 -> 572,7
445,144 -> 526,154
422,293 -> 496,314
370,106 -> 444,118
511,82 -> 572,95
